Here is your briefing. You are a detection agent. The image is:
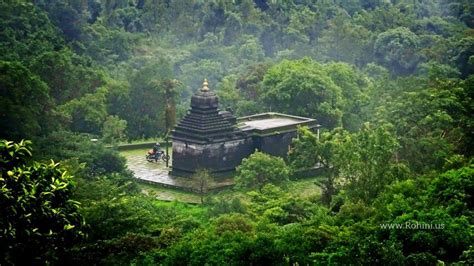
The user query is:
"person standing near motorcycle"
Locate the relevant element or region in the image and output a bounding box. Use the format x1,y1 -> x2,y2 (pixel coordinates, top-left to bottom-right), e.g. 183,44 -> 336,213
152,142 -> 161,154
146,142 -> 169,163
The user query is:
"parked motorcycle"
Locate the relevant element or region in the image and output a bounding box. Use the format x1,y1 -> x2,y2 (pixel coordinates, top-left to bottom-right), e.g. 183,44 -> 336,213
146,149 -> 170,163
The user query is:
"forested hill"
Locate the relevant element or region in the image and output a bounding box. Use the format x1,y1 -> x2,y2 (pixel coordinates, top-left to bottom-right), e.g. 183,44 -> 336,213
1,0 -> 473,141
0,0 -> 473,265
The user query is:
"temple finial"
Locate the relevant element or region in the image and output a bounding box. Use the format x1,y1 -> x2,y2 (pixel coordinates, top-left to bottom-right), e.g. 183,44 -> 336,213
201,78 -> 209,92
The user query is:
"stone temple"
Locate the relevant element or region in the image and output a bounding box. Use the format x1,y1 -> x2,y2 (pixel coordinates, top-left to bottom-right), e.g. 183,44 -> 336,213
170,79 -> 318,177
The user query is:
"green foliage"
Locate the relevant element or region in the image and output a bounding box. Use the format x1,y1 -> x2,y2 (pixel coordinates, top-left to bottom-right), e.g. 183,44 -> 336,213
125,59 -> 174,139
29,49 -> 106,104
216,74 -> 241,111
370,165 -> 474,262
0,140 -> 84,264
288,126 -> 321,170
453,36 -> 474,78
213,213 -> 254,235
236,151 -> 291,191
92,163 -> 474,265
380,77 -> 471,172
101,115 -> 127,144
262,58 -> 344,128
236,63 -> 270,101
59,87 -> 109,135
427,163 -> 474,216
334,123 -> 408,203
191,169 -> 214,204
325,62 -> 371,131
318,13 -> 374,66
0,1 -> 64,62
290,124 -> 409,204
238,37 -> 265,64
33,131 -> 129,178
179,59 -> 224,92
74,195 -> 206,265
81,195 -> 161,240
375,27 -> 420,75
206,197 -> 246,217
0,61 -> 55,141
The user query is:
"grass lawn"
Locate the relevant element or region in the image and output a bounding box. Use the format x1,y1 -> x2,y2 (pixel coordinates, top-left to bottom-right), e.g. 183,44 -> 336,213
288,177 -> 322,199
117,137 -> 163,145
138,176 -> 323,204
139,182 -> 202,204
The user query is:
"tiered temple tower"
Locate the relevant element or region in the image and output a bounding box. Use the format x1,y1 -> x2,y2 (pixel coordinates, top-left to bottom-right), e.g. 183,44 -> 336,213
170,79 -> 253,177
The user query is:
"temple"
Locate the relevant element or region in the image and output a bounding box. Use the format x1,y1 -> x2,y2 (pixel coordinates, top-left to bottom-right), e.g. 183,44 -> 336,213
170,79 -> 319,177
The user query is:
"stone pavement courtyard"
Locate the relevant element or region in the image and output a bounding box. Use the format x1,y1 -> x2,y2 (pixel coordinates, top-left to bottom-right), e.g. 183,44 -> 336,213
120,148 -> 235,191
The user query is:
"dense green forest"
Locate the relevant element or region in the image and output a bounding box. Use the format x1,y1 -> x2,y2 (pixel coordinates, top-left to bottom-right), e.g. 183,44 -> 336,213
0,0 -> 473,264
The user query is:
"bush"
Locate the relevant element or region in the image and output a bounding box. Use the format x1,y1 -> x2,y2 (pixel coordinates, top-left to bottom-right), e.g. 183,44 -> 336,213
235,151 -> 291,191
0,140 -> 84,264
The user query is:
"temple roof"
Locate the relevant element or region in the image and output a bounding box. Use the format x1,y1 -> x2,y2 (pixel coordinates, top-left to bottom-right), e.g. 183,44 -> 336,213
238,112 -> 319,136
172,79 -> 244,143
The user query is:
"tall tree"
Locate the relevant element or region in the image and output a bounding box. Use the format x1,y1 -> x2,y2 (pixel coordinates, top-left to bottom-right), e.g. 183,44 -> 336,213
262,58 -> 343,128
374,27 -> 421,75
334,123 -> 408,203
0,61 -> 55,140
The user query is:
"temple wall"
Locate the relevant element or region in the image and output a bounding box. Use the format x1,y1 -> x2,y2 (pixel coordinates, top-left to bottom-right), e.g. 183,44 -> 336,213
171,131 -> 300,177
171,137 -> 254,176
254,131 -> 297,158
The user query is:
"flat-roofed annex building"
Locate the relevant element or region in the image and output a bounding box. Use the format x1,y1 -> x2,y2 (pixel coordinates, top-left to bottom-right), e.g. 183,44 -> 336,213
170,79 -> 319,177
